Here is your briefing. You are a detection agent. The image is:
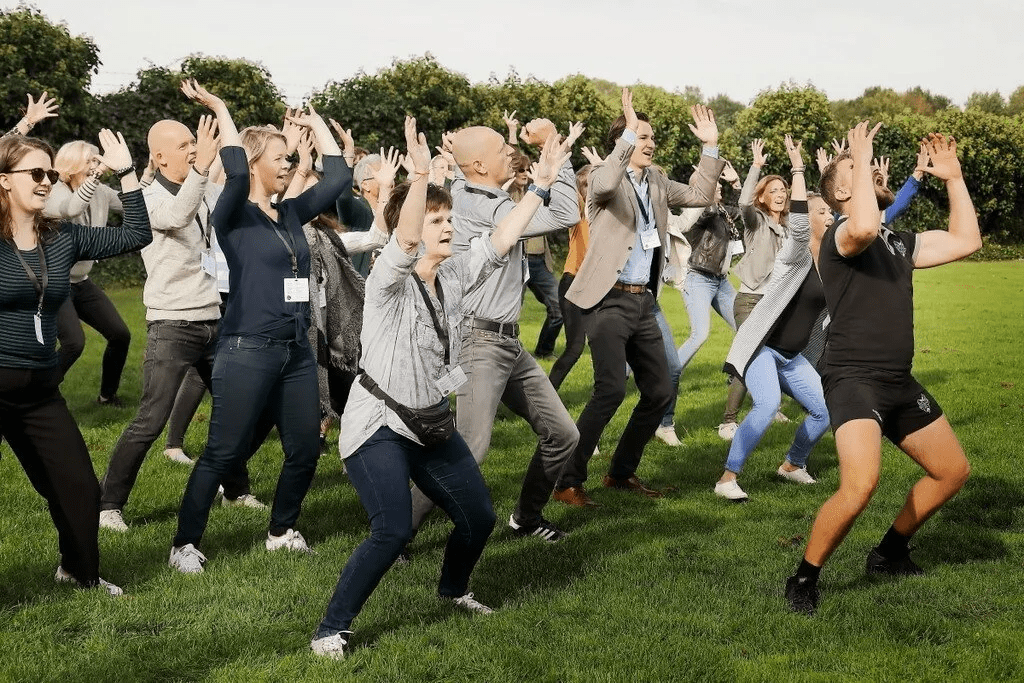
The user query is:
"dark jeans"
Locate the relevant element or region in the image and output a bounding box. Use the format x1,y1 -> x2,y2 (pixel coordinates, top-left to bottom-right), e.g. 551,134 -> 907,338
316,427 -> 495,637
173,335 -> 320,548
557,288 -> 673,487
57,279 -> 131,398
723,292 -> 762,423
526,254 -> 563,357
549,273 -> 587,390
0,367 -> 101,585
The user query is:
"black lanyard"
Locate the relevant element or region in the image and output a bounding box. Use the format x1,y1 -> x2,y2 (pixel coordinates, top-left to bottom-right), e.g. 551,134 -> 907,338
269,219 -> 300,277
198,198 -> 212,250
8,241 -> 48,314
630,175 -> 652,226
413,274 -> 449,366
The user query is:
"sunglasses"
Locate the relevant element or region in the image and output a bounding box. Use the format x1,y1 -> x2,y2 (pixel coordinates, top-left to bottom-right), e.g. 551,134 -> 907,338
5,168 -> 60,184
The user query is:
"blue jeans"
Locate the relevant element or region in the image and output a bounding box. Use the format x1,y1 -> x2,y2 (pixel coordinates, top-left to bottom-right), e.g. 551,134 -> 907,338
654,303 -> 683,428
724,347 -> 829,474
676,270 -> 737,369
526,254 -> 563,357
173,335 -> 320,548
316,427 -> 496,637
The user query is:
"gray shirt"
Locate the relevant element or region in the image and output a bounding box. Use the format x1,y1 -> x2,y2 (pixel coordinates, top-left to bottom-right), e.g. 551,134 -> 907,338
339,235 -> 506,458
450,161 -> 579,324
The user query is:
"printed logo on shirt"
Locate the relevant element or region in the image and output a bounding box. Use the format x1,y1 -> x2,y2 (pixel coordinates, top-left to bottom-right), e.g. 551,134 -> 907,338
917,394 -> 932,414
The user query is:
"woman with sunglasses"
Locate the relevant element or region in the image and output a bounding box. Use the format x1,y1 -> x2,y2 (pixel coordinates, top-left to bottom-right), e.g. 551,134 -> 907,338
0,130 -> 150,595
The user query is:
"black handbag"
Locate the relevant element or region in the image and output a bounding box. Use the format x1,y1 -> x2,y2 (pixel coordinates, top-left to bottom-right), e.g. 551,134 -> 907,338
358,275 -> 455,448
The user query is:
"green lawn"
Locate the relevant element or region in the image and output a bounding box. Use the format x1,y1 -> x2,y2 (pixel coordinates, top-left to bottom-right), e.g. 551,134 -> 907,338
1,261 -> 1022,682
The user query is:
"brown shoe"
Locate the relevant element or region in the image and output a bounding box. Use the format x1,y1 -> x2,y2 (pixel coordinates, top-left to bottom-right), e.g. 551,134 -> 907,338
553,486 -> 599,508
602,475 -> 663,498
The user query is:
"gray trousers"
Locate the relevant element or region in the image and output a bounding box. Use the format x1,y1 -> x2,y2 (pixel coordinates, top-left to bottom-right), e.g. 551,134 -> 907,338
410,325 -> 578,528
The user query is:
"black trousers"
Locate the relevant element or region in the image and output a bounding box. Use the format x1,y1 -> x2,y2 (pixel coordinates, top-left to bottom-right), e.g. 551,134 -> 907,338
0,367 -> 101,585
57,279 -> 131,399
556,288 -> 673,488
549,273 -> 588,391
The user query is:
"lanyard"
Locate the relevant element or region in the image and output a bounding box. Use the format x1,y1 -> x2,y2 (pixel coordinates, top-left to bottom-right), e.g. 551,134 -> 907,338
269,220 -> 300,277
630,174 -> 652,226
413,274 -> 449,366
8,241 -> 48,314
198,198 -> 212,249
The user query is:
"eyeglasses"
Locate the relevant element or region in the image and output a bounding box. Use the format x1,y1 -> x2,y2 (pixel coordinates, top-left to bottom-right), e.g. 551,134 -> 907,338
4,168 -> 60,184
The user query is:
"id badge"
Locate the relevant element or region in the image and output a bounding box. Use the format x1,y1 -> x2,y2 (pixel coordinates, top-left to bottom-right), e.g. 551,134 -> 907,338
729,239 -> 745,256
435,365 -> 468,395
284,277 -> 310,302
34,312 -> 44,345
640,227 -> 661,250
201,249 -> 216,277
522,255 -> 530,285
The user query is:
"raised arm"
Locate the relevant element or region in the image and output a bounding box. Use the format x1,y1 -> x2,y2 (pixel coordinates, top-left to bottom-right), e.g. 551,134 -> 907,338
737,140 -> 766,229
591,89 -> 639,204
371,146 -> 402,233
518,121 -> 582,238
883,144 -> 928,224
284,105 -> 351,224
4,91 -> 59,138
283,132 -> 315,201
911,134 -> 982,268
503,110 -> 519,146
835,120 -> 884,257
394,117 -> 432,253
665,106 -> 725,208
773,135 -> 810,265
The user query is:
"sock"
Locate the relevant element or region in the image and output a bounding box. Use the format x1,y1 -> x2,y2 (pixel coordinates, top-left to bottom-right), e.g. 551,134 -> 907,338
877,525 -> 912,559
795,558 -> 821,583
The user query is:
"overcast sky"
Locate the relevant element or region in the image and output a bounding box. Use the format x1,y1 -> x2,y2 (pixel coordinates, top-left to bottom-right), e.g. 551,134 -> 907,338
25,0 -> 1024,107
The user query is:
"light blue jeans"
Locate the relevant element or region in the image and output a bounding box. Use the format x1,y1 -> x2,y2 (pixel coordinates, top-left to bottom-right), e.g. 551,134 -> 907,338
654,303 -> 682,429
724,346 -> 829,474
676,270 -> 737,369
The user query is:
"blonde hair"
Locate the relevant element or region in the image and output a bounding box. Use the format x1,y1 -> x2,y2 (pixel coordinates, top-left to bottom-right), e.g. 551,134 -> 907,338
239,126 -> 288,167
53,140 -> 99,184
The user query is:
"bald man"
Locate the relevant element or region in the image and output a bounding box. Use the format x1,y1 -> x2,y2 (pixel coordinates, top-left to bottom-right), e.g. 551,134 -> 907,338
99,116 -> 258,531
406,121 -> 580,543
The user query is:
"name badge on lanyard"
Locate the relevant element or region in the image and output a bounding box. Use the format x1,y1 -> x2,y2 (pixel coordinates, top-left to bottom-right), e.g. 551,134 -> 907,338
201,249 -> 217,277
435,365 -> 468,395
284,278 -> 310,302
640,227 -> 661,250
8,242 -> 48,344
729,239 -> 745,256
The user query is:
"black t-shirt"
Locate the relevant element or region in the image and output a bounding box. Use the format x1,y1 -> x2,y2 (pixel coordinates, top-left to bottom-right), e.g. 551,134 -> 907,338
819,219 -> 918,374
765,267 -> 825,358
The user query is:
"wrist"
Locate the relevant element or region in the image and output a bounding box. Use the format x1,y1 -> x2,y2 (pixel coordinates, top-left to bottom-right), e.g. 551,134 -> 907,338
527,183 -> 551,199
115,164 -> 136,179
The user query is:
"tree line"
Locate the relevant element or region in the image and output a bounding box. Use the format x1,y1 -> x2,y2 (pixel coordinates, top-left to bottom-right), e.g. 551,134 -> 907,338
4,6 -> 1024,243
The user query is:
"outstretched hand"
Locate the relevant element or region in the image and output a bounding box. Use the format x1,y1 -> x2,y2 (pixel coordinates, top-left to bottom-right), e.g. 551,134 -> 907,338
831,138 -> 847,155
404,116 -> 431,176
95,129 -> 134,171
532,132 -> 572,189
688,104 -> 718,146
815,147 -> 832,174
581,145 -> 605,166
751,138 -> 768,167
180,79 -> 225,112
720,159 -> 740,185
296,132 -> 315,170
25,92 -> 59,126
281,108 -> 304,154
871,156 -> 890,187
920,133 -> 962,181
374,146 -> 403,189
194,114 -> 220,174
784,135 -> 804,169
847,120 -> 882,164
502,109 -> 519,142
621,88 -> 638,132
564,121 -> 586,148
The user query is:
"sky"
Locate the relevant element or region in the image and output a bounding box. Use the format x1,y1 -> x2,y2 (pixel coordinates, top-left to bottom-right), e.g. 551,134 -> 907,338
23,0 -> 1024,107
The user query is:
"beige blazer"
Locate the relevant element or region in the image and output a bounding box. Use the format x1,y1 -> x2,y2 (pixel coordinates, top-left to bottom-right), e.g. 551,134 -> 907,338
566,136 -> 725,309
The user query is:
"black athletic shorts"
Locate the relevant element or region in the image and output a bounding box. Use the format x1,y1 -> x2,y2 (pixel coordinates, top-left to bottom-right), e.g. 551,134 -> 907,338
821,367 -> 944,444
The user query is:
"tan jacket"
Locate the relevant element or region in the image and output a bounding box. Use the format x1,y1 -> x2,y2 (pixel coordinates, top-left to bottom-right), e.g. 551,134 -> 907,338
566,136 -> 725,309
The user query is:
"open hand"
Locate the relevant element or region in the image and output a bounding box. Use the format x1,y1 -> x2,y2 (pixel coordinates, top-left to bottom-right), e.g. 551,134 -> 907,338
281,108 -> 304,154
532,132 -> 572,189
296,132 -> 315,170
920,133 -> 962,181
194,114 -> 220,173
25,92 -> 59,126
564,121 -> 585,148
404,116 -> 431,175
846,120 -> 881,165
95,129 -> 134,171
621,88 -> 638,132
581,145 -> 605,166
831,138 -> 848,155
180,79 -> 225,111
871,156 -> 890,187
688,104 -> 718,146
374,146 -> 402,189
751,138 -> 768,167
815,147 -> 832,174
720,159 -> 740,185
784,135 -> 804,170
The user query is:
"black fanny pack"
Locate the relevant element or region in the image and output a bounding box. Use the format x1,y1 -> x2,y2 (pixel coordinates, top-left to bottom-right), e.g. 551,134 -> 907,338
359,373 -> 455,448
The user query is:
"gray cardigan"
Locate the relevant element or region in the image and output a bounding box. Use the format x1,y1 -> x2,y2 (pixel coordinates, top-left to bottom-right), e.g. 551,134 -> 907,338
733,165 -> 787,293
723,201 -> 824,379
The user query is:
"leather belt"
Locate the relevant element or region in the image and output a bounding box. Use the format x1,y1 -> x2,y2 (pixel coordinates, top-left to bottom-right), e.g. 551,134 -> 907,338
470,318 -> 520,337
612,282 -> 648,294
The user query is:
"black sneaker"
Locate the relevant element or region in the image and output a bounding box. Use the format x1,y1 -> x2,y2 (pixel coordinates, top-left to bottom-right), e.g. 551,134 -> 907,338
508,514 -> 567,543
865,547 -> 924,576
96,394 -> 124,408
785,574 -> 819,615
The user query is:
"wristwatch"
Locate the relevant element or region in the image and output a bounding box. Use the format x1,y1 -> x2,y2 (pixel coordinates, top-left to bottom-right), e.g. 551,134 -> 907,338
527,184 -> 550,202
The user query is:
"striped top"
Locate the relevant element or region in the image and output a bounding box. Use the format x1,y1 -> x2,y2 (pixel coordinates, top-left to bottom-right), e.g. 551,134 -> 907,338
0,189 -> 151,369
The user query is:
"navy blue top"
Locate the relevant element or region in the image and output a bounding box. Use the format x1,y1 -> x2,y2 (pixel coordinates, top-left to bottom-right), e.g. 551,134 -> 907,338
212,146 -> 352,340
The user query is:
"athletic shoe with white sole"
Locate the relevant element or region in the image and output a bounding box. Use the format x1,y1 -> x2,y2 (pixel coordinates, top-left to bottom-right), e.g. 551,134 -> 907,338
99,509 -> 128,532
717,422 -> 738,441
449,592 -> 494,614
311,630 -> 353,659
713,479 -> 748,501
222,493 -> 268,510
169,543 -> 207,573
163,448 -> 193,465
777,465 -> 816,484
654,424 -> 682,447
508,514 -> 567,542
55,566 -> 123,596
266,528 -> 314,553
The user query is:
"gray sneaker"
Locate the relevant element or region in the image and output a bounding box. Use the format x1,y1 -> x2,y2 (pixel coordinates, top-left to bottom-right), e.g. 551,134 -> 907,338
449,592 -> 494,615
99,509 -> 128,532
311,630 -> 353,659
222,493 -> 268,510
169,543 -> 207,573
55,566 -> 123,596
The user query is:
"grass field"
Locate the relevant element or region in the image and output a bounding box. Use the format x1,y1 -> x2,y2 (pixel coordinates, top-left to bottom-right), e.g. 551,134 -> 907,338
0,261 -> 1021,682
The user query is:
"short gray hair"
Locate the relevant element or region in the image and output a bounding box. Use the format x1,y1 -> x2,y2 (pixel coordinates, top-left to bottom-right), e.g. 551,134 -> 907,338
353,154 -> 381,188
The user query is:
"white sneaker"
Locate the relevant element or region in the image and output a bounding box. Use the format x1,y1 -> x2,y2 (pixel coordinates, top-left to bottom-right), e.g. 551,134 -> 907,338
654,425 -> 682,447
55,566 -> 124,596
773,410 -> 790,423
593,445 -> 600,456
450,592 -> 494,614
222,493 -> 268,510
778,465 -> 816,484
717,422 -> 738,441
714,479 -> 748,501
169,543 -> 207,573
164,448 -> 193,465
99,509 -> 128,532
266,529 -> 313,553
311,631 -> 353,660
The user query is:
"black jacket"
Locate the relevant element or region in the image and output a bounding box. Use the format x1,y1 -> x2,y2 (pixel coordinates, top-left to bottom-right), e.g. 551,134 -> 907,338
684,204 -> 741,277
